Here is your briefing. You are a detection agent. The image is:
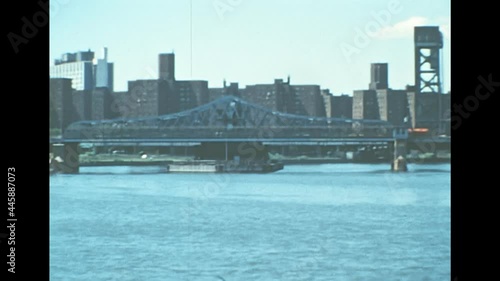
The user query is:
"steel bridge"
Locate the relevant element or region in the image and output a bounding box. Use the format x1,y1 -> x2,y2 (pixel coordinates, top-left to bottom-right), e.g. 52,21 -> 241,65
59,95 -> 398,143
50,96 -> 423,173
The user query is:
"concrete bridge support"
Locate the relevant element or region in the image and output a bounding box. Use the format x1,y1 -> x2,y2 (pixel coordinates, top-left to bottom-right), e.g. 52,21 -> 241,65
391,140 -> 408,172
391,128 -> 408,172
50,143 -> 80,173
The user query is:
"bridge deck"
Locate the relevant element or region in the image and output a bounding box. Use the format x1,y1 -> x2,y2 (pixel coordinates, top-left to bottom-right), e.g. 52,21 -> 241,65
50,137 -> 395,145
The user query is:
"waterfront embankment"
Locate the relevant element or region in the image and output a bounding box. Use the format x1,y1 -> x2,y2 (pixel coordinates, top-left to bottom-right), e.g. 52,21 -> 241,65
77,153 -> 450,167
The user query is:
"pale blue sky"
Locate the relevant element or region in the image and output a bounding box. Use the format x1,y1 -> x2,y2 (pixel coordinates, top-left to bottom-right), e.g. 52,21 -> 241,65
49,0 -> 450,94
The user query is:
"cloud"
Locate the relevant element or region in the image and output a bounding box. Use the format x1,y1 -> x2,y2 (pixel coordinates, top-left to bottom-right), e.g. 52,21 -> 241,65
373,16 -> 429,39
440,23 -> 451,40
372,16 -> 450,40
435,17 -> 451,40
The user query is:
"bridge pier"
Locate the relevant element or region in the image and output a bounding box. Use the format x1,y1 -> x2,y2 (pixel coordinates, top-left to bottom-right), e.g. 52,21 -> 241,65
50,143 -> 80,174
391,128 -> 408,172
391,140 -> 408,172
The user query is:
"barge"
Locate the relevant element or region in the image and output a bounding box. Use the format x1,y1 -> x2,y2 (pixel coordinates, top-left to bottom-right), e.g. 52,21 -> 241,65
166,160 -> 284,173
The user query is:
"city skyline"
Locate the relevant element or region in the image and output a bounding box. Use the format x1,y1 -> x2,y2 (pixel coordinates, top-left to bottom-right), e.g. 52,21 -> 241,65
49,0 -> 451,95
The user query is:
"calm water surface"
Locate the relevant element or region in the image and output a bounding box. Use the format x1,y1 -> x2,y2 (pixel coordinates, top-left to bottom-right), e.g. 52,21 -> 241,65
50,163 -> 450,280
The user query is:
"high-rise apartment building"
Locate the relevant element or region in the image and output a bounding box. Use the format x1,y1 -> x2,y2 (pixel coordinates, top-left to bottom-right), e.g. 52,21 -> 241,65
94,48 -> 114,91
50,78 -> 74,132
331,94 -> 353,119
369,63 -> 388,90
50,48 -> 114,91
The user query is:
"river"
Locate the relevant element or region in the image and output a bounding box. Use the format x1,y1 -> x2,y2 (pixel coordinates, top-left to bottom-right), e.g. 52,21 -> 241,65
50,163 -> 450,280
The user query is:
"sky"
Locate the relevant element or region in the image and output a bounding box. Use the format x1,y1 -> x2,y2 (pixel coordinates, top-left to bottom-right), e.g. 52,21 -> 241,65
49,0 -> 450,95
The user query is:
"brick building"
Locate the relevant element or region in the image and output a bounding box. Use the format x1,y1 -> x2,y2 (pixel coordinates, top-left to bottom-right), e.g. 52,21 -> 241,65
239,78 -> 326,117
353,90 -> 379,120
331,94 -> 353,119
50,78 -> 74,132
376,89 -> 409,126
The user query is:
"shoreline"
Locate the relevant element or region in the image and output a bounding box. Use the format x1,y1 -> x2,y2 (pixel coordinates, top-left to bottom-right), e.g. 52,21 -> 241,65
78,157 -> 450,167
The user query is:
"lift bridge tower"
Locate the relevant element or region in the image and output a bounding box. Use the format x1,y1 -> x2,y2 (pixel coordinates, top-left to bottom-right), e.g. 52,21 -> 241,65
411,26 -> 446,134
414,26 -> 443,95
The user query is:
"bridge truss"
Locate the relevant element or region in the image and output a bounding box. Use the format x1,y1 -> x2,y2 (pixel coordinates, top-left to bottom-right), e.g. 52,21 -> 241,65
64,96 -> 395,141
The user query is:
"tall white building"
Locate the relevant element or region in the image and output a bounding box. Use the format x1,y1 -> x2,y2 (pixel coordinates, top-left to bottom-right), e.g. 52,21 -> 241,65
50,48 -> 113,91
94,48 -> 114,91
